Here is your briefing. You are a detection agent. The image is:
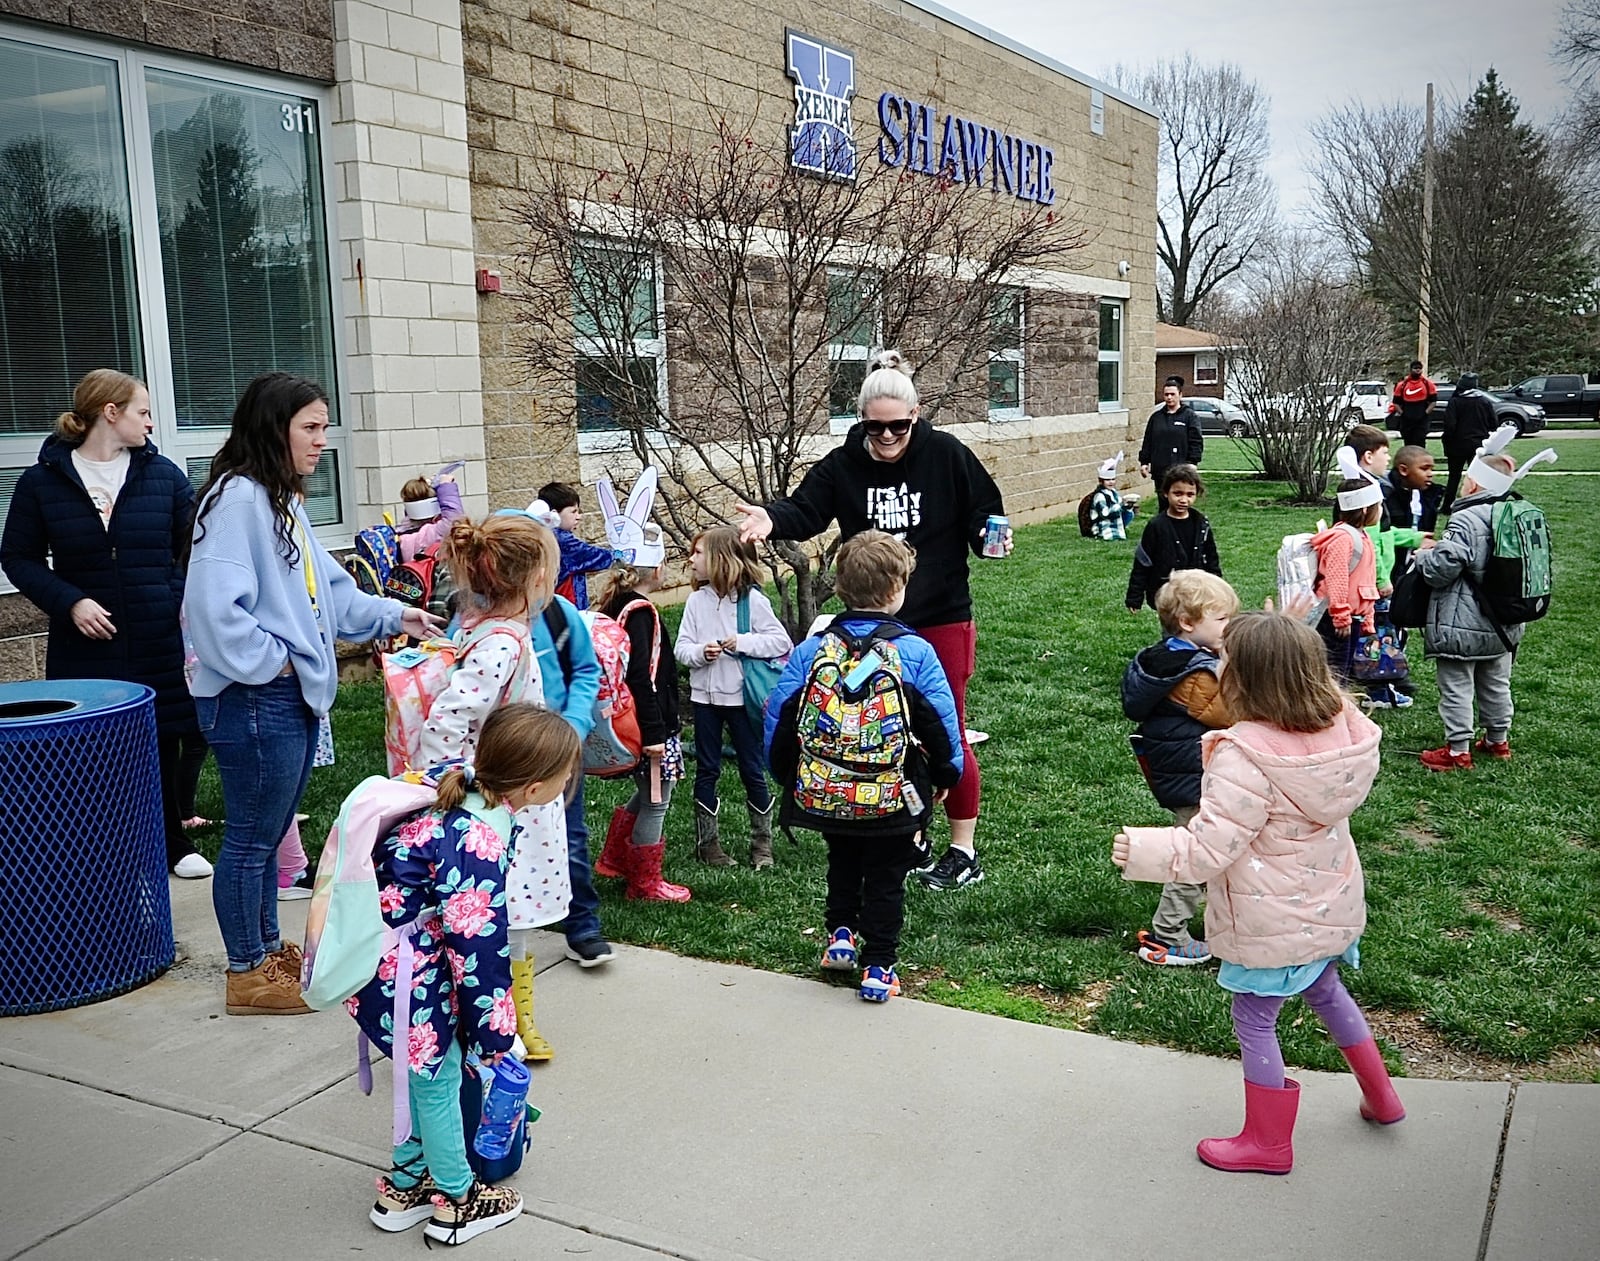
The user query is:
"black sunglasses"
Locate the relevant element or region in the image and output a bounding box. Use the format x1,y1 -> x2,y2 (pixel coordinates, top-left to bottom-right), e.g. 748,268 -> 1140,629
863,417 -> 914,438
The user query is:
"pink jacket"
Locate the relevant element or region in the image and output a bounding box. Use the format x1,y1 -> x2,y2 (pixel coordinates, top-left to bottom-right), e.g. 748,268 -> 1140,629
1122,701 -> 1382,969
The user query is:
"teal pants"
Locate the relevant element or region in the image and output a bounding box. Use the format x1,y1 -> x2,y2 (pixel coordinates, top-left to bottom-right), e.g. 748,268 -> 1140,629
390,1037 -> 474,1199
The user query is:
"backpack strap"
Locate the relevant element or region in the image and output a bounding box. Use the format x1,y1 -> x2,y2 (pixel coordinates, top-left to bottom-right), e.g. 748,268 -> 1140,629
825,614 -> 908,657
1461,568 -> 1518,655
618,597 -> 662,677
540,601 -> 575,687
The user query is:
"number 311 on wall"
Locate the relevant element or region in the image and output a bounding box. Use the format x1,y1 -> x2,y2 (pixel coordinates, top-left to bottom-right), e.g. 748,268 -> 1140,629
281,102 -> 316,134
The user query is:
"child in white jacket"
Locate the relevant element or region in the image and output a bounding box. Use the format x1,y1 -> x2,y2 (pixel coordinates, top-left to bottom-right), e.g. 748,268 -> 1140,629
674,526 -> 792,869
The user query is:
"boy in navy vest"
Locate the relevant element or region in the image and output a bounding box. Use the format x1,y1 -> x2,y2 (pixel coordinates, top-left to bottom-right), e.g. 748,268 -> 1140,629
1120,570 -> 1239,965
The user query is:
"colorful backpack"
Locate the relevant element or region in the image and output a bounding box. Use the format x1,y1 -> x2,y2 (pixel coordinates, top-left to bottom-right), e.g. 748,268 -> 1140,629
787,619 -> 921,831
576,599 -> 656,777
347,522 -> 401,596
381,620 -> 531,776
298,774 -> 437,1011
384,548 -> 438,608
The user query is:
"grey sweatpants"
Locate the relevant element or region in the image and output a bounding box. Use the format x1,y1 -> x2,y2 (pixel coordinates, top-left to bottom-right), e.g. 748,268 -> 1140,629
1435,653 -> 1514,752
1151,804 -> 1204,945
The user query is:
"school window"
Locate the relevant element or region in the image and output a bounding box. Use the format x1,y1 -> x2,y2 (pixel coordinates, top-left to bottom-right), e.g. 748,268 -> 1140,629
571,239 -> 666,450
826,267 -> 878,432
1098,299 -> 1123,409
1194,351 -> 1219,386
0,25 -> 348,549
988,287 -> 1024,419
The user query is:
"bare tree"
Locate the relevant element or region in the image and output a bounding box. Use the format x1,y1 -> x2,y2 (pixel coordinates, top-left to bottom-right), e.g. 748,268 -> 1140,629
1222,234 -> 1389,503
1556,1 -> 1600,154
1116,56 -> 1275,329
510,95 -> 1089,632
1311,74 -> 1593,381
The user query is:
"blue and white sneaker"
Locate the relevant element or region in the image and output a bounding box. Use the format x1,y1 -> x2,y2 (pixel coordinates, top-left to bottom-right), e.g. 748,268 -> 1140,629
821,927 -> 858,971
1389,687 -> 1414,709
1137,930 -> 1212,967
859,965 -> 900,1002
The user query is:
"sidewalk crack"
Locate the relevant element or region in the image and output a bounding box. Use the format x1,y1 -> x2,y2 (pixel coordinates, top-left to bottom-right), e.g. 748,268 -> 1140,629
1475,1079 -> 1519,1261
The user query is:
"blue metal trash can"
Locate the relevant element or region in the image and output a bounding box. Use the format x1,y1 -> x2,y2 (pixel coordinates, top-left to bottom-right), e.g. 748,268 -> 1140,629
0,680 -> 175,1016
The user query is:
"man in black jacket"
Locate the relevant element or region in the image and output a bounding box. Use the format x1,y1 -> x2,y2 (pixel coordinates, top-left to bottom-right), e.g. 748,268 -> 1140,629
1138,377 -> 1204,506
1441,372 -> 1497,508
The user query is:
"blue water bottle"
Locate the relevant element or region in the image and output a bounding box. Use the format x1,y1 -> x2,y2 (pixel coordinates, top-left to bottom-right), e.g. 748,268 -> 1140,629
473,1055 -> 531,1161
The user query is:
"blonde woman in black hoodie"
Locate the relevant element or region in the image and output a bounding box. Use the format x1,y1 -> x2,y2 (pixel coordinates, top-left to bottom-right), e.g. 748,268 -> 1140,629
735,349 -> 1006,892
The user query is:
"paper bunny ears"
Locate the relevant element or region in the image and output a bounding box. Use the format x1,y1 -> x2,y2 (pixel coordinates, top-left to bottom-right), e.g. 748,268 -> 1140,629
596,466 -> 665,568
1468,424 -> 1558,498
1334,446 -> 1383,511
1098,451 -> 1123,481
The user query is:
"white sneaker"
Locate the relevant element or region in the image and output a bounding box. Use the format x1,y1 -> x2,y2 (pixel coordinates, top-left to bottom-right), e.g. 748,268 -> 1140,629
172,852 -> 214,879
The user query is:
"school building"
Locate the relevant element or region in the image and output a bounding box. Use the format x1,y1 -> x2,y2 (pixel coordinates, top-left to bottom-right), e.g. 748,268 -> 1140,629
0,0 -> 1156,672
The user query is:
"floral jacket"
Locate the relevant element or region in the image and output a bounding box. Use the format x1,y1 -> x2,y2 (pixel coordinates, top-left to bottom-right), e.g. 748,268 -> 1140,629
346,797 -> 518,1078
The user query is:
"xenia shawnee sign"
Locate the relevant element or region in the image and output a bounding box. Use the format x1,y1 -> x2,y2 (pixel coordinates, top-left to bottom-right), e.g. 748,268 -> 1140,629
784,29 -> 1056,205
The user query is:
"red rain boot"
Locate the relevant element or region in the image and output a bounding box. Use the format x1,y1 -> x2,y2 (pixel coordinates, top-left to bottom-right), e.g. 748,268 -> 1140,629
625,842 -> 692,903
1340,1037 -> 1406,1124
594,807 -> 636,879
1196,1078 -> 1299,1174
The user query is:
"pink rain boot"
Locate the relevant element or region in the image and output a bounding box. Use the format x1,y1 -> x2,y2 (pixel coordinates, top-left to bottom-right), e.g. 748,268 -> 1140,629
593,807 -> 636,880
1340,1038 -> 1406,1124
1196,1078 -> 1299,1174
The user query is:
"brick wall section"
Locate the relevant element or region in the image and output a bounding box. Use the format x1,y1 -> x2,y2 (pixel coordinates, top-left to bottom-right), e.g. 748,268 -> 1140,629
330,0 -> 489,519
0,0 -> 337,80
463,0 -> 1159,516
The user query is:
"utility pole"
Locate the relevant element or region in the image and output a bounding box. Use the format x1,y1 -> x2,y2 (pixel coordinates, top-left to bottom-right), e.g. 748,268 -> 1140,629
1418,82 -> 1435,372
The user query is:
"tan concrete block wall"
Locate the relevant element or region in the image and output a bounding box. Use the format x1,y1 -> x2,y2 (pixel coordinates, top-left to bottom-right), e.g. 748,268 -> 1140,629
463,0 -> 1157,516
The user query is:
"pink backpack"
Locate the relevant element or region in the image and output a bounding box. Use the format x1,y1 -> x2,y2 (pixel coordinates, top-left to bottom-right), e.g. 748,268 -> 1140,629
578,599 -> 658,777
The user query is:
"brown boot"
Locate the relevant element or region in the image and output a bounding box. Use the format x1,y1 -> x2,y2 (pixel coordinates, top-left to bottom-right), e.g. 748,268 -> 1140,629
694,801 -> 735,867
225,954 -> 312,1015
747,800 -> 775,870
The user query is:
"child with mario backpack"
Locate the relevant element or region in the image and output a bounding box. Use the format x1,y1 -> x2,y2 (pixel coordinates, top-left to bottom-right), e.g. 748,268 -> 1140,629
416,513 -> 570,1063
764,530 -> 963,1003
1113,611 -> 1404,1176
341,704 -> 580,1245
1121,570 -> 1239,967
673,525 -> 793,870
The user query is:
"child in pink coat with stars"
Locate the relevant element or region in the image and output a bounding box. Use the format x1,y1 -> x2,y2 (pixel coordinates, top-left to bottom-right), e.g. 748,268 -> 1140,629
1112,610 -> 1405,1175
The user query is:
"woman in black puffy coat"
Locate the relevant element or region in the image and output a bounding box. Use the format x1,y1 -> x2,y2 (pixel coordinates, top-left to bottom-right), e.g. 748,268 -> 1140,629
1,369 -> 209,876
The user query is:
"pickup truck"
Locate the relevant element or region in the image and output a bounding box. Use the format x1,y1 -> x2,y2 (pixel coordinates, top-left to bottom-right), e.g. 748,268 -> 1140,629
1494,374 -> 1600,420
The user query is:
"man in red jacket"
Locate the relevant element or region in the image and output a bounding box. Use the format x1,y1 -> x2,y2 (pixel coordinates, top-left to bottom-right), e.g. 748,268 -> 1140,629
1391,360 -> 1437,449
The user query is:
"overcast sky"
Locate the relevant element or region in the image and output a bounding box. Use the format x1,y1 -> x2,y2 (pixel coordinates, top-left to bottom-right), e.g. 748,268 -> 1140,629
936,0 -> 1572,217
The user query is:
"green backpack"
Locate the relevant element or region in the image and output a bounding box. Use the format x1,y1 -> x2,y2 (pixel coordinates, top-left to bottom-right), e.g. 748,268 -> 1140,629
1478,495 -> 1552,626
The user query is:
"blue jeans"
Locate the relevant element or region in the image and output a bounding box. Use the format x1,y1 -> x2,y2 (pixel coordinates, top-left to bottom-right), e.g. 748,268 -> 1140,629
692,702 -> 772,813
562,780 -> 603,946
199,676 -> 317,971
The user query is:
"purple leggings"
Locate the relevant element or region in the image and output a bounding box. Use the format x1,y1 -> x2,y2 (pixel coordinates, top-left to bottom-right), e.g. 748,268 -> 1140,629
1232,963 -> 1371,1088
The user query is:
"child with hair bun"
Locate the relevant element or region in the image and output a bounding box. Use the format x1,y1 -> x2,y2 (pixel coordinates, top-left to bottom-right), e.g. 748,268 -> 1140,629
671,525 -> 792,870
1113,611 -> 1402,1177
398,465 -> 466,563
419,514 -> 569,1062
352,703 -> 579,1245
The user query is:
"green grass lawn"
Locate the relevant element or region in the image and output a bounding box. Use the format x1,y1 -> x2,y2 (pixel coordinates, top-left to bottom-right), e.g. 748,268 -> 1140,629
190,442 -> 1600,1079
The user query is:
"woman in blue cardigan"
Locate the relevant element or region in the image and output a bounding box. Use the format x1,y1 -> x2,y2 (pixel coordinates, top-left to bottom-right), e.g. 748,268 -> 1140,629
185,373 -> 439,1016
1,370 -> 210,877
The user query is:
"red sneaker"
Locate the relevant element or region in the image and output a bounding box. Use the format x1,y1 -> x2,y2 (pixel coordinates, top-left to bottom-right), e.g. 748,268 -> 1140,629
1473,738 -> 1512,761
1420,746 -> 1473,772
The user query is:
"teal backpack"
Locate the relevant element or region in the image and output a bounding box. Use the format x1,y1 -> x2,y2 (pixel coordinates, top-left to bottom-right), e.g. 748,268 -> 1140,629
1478,495 -> 1553,626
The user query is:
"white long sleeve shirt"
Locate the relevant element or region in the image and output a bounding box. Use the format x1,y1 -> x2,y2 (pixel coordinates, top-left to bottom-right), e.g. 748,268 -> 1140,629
674,586 -> 792,706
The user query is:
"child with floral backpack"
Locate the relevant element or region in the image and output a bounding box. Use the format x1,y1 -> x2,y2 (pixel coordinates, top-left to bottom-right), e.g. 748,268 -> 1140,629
418,514 -> 569,1062
350,704 -> 579,1245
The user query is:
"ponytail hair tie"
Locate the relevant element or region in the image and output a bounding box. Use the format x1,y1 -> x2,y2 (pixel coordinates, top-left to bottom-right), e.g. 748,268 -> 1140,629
463,763 -> 477,788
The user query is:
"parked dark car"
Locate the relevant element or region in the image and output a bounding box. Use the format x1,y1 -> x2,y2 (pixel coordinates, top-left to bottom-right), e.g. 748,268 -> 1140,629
1416,385 -> 1546,437
1493,374 -> 1600,420
1185,396 -> 1253,437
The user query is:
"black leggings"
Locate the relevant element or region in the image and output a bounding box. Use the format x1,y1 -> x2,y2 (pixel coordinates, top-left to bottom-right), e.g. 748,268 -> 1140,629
157,734 -> 199,868
174,732 -> 209,819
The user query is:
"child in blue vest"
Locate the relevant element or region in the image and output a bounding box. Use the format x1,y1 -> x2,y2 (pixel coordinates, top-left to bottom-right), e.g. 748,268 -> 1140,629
1121,570 -> 1239,966
764,531 -> 963,1003
351,704 -> 579,1245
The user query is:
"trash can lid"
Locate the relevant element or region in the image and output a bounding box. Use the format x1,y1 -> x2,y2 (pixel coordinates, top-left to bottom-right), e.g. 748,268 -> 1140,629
0,679 -> 155,725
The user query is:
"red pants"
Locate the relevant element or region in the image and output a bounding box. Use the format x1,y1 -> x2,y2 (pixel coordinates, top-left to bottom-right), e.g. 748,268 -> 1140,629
917,620 -> 980,821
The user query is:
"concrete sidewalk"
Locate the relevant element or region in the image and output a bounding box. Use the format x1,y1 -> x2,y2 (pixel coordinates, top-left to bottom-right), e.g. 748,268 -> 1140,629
1,881 -> 1594,1261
